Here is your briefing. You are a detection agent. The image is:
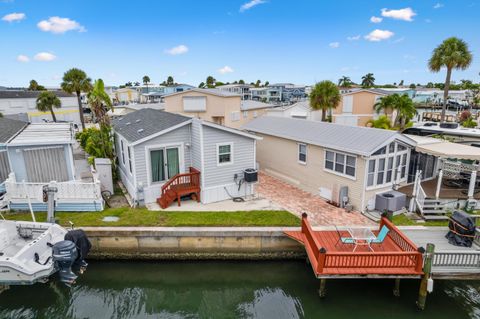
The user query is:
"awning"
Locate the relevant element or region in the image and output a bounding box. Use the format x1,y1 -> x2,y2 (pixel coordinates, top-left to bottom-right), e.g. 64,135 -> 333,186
416,141 -> 480,161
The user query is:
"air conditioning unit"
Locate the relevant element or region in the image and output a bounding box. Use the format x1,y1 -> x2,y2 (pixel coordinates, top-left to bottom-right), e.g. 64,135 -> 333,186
375,191 -> 406,212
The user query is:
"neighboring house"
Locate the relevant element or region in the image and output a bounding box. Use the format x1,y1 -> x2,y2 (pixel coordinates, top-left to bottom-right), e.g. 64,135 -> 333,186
243,116 -> 415,212
0,90 -> 80,124
163,88 -> 272,129
332,88 -> 393,127
266,101 -> 321,121
112,108 -> 260,206
0,117 -> 28,192
139,84 -> 195,103
251,83 -> 306,104
2,122 -> 104,211
114,88 -> 140,104
216,84 -> 253,100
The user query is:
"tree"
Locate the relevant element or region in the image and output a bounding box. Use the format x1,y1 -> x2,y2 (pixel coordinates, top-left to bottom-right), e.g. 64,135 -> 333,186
309,80 -> 341,121
238,79 -> 245,85
255,80 -> 261,88
338,76 -> 352,88
134,81 -> 140,86
361,73 -> 375,88
142,75 -> 151,92
374,94 -> 397,115
36,91 -> 61,122
198,82 -> 205,88
428,37 -> 473,122
264,81 -> 269,87
426,82 -> 434,88
394,94 -> 417,129
61,68 -> 93,130
206,76 -> 216,88
409,83 -> 416,89
28,80 -> 46,91
166,76 -> 174,86
125,81 -> 133,87
367,115 -> 392,130
87,79 -> 112,126
399,80 -> 404,86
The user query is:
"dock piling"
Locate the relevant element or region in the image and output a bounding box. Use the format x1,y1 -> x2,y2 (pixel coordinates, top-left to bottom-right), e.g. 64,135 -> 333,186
319,279 -> 327,298
417,243 -> 435,310
393,278 -> 401,297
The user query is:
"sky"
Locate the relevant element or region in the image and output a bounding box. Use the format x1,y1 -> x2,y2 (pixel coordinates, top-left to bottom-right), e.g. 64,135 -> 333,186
0,0 -> 479,87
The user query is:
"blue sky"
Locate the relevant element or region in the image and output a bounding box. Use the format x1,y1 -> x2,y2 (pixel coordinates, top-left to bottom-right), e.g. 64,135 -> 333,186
1,0 -> 479,87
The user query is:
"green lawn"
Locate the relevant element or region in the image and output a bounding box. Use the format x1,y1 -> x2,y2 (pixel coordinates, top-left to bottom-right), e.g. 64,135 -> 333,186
3,208 -> 300,227
392,213 -> 480,227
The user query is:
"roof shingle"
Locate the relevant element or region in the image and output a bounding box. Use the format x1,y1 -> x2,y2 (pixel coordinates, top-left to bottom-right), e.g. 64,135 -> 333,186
0,117 -> 27,144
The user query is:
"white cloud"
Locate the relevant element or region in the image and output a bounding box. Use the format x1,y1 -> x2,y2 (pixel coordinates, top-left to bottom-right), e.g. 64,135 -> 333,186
164,44 -> 189,55
347,35 -> 361,41
433,3 -> 444,9
2,12 -> 25,22
240,0 -> 266,12
37,16 -> 86,34
218,65 -> 234,74
34,52 -> 57,61
381,8 -> 416,21
370,16 -> 383,23
16,54 -> 29,63
364,29 -> 394,42
329,42 -> 340,48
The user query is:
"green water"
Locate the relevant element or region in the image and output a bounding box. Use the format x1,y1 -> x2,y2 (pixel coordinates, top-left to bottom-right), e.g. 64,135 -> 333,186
0,261 -> 479,319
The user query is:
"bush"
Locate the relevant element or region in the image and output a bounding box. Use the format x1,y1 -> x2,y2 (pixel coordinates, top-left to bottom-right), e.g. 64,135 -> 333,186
459,110 -> 472,122
462,117 -> 477,128
367,115 -> 392,130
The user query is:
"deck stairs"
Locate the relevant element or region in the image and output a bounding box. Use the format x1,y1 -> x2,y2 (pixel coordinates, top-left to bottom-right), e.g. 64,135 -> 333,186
157,167 -> 201,209
420,198 -> 450,221
0,193 -> 9,215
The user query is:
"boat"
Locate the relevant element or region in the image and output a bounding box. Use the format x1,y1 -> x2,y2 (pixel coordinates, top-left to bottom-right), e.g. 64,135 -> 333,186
0,219 -> 90,286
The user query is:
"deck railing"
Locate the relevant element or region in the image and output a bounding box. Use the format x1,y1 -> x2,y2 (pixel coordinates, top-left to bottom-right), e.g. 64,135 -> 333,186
161,167 -> 201,198
433,252 -> 480,268
300,215 -> 424,275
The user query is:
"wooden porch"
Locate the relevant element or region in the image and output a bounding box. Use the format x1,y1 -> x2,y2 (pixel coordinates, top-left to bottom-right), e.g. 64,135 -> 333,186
398,177 -> 480,201
285,214 -> 423,278
157,167 -> 201,209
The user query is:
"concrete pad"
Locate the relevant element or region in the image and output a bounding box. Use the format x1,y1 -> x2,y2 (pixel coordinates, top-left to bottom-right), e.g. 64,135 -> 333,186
146,197 -> 284,212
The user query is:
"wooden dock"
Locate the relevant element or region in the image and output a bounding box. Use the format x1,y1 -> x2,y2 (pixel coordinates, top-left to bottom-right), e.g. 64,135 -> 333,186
402,227 -> 480,280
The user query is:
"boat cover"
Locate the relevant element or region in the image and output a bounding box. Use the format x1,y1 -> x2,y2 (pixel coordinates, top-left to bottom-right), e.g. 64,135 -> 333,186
65,229 -> 92,263
445,210 -> 476,247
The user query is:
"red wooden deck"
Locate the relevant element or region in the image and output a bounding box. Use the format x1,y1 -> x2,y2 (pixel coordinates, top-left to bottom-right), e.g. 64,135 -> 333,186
285,215 -> 424,278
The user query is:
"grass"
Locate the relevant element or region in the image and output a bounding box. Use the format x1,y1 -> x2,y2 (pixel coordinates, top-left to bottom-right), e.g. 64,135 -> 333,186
392,213 -> 480,227
3,208 -> 300,227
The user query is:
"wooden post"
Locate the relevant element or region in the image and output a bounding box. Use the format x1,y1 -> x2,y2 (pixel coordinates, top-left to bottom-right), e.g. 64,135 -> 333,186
319,279 -> 327,298
435,170 -> 443,200
417,243 -> 435,310
393,278 -> 401,297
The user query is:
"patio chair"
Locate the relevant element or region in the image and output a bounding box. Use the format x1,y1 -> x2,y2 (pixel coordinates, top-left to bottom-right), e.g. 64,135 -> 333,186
334,226 -> 355,246
371,225 -> 390,244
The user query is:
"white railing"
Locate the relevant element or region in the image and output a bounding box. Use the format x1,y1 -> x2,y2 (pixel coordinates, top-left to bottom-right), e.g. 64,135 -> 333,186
416,184 -> 426,214
4,173 -> 102,202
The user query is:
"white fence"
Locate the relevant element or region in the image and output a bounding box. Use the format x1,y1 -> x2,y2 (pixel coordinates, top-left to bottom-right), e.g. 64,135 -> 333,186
4,173 -> 102,202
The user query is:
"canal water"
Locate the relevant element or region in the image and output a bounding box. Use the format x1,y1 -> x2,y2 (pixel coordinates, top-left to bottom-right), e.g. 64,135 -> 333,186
0,261 -> 479,319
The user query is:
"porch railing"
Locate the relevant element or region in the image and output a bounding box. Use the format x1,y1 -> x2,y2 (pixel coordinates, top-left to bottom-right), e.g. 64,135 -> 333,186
416,183 -> 427,214
433,252 -> 480,268
160,167 -> 201,198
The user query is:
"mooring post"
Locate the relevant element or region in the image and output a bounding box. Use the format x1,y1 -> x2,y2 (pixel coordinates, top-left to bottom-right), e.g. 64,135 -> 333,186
417,243 -> 434,310
393,278 -> 401,297
319,279 -> 327,298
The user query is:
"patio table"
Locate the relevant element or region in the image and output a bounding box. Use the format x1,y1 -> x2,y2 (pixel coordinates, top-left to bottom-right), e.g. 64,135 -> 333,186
347,227 -> 376,252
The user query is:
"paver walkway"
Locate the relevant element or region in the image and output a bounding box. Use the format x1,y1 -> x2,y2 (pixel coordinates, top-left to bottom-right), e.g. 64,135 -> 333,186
257,172 -> 374,226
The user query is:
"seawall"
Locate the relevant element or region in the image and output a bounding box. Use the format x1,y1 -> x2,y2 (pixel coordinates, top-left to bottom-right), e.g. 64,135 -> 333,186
82,227 -> 306,260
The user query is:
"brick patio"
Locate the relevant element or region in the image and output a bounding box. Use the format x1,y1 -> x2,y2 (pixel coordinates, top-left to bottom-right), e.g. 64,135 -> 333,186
257,172 -> 374,226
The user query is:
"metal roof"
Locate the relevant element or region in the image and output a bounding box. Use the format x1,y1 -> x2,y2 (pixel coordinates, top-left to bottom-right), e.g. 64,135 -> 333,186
243,116 -> 414,156
0,90 -> 75,99
112,108 -> 191,143
9,123 -> 74,146
0,117 -> 27,144
240,100 -> 274,111
163,88 -> 241,98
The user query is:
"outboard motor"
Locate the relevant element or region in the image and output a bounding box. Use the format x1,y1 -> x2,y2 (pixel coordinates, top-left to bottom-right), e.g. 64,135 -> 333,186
52,240 -> 78,285
52,229 -> 91,286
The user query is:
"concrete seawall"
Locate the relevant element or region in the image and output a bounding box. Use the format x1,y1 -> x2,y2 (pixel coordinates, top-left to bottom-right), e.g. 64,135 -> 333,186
83,227 -> 306,260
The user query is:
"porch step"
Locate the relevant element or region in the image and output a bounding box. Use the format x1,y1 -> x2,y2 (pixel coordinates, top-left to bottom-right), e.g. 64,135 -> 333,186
423,215 -> 450,221
422,211 -> 448,215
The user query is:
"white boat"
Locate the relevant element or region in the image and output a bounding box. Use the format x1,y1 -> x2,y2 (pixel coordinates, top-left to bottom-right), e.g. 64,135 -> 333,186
0,220 -> 87,285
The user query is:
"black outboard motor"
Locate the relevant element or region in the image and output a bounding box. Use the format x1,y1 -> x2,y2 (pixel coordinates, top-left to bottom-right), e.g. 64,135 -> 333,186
52,240 -> 78,285
52,229 -> 91,286
446,210 -> 476,247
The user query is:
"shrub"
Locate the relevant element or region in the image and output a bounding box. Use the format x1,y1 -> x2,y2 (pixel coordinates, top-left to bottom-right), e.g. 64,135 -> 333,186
459,110 -> 472,122
462,117 -> 477,128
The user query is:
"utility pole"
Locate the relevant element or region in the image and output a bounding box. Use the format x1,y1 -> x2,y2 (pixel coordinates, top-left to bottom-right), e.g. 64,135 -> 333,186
43,184 -> 58,223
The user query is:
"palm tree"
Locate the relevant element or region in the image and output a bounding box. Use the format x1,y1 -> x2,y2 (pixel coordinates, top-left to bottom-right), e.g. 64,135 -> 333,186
36,91 -> 61,122
206,76 -> 216,88
374,94 -> 397,115
88,79 -> 112,126
338,76 -> 352,88
166,76 -> 174,86
428,37 -> 473,122
142,75 -> 150,93
361,73 -> 375,88
395,94 -> 417,129
309,80 -> 341,121
61,68 -> 93,130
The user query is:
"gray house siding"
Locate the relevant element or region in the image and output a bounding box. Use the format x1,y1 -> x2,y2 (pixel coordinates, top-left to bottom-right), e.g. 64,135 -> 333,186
115,132 -> 136,197
190,119 -> 203,172
133,124 -> 192,188
202,126 -> 255,188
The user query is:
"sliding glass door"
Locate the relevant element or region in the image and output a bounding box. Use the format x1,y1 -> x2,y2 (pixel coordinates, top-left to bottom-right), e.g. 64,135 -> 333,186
150,146 -> 180,183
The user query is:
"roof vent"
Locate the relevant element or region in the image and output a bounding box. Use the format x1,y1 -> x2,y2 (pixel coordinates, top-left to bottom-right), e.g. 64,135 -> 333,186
135,119 -> 141,123
118,117 -> 123,121
126,122 -> 131,126
137,128 -> 144,133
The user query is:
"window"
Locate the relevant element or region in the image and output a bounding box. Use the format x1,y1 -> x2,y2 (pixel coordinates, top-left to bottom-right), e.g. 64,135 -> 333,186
367,141 -> 409,188
230,111 -> 240,122
150,149 -> 165,183
243,111 -> 248,119
120,140 -> 125,164
253,111 -> 258,118
298,144 -> 307,163
325,151 -> 334,170
127,146 -> 133,174
217,143 -> 233,165
324,150 -> 356,178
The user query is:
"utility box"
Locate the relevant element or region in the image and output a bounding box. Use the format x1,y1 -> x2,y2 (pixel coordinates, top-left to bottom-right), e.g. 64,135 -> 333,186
94,158 -> 113,194
244,168 -> 258,183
